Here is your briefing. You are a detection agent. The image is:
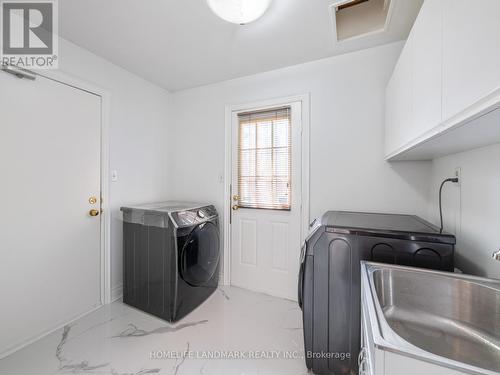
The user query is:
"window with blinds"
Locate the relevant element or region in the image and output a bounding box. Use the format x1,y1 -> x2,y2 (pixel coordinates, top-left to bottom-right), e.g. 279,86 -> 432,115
237,106 -> 291,210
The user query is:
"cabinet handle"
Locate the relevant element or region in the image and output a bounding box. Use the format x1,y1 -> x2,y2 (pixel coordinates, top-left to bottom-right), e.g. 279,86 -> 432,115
360,352 -> 372,375
359,357 -> 368,375
358,347 -> 366,366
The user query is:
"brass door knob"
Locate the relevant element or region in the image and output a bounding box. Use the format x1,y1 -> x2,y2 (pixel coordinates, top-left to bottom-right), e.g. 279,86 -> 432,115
233,195 -> 240,201
232,205 -> 239,211
89,209 -> 100,217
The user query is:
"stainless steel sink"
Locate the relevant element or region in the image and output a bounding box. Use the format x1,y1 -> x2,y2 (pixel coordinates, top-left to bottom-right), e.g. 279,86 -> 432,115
362,262 -> 500,375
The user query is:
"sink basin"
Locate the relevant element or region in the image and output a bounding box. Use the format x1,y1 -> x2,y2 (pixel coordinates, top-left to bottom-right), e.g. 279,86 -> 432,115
362,262 -> 500,375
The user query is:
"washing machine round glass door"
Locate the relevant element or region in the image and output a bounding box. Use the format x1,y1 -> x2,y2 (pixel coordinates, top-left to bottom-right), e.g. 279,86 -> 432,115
180,221 -> 220,286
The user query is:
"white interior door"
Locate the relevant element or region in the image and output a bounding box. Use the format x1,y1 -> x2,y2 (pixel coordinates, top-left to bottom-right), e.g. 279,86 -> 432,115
230,102 -> 302,300
0,71 -> 102,356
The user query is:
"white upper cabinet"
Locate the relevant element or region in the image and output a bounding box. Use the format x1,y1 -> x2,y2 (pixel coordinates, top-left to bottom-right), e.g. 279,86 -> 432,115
385,0 -> 441,157
385,0 -> 500,160
442,0 -> 500,120
385,35 -> 414,155
412,0 -> 442,137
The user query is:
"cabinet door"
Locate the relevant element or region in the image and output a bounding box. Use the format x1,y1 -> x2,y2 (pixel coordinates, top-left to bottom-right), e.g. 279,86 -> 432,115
385,36 -> 414,156
443,0 -> 500,120
385,70 -> 397,155
412,0 -> 443,135
385,351 -> 466,375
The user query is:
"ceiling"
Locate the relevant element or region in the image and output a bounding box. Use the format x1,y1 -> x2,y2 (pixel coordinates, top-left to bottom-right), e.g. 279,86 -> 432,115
59,0 -> 423,92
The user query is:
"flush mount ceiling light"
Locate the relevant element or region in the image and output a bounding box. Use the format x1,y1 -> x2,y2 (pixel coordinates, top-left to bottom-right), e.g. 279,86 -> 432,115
207,0 -> 272,25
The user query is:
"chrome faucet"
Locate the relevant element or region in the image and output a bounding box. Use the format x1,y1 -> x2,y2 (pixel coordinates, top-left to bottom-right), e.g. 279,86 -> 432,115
492,249 -> 500,261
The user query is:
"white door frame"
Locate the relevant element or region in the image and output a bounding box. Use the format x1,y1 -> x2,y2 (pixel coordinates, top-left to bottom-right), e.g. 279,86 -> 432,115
35,69 -> 112,305
223,94 -> 310,286
0,68 -> 112,359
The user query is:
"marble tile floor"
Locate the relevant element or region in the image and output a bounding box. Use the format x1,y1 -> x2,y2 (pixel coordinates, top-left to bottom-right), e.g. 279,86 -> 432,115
0,286 -> 310,375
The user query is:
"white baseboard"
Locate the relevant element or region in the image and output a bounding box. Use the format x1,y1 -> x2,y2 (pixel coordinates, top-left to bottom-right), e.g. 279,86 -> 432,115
111,283 -> 123,302
0,304 -> 102,360
1,285 -> 123,359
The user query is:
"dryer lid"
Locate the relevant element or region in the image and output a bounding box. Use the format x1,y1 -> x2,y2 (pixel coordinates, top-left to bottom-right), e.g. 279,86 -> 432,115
320,211 -> 456,245
120,201 -> 217,229
121,201 -> 207,213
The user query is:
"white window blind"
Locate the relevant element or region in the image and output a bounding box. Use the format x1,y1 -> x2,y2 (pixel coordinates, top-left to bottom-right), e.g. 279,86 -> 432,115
237,106 -> 291,210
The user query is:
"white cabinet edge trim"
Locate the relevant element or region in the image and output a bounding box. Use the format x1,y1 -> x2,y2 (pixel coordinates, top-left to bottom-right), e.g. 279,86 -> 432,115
386,86 -> 500,161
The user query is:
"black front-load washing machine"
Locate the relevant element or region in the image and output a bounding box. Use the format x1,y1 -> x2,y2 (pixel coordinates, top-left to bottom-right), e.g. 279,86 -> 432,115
121,201 -> 220,322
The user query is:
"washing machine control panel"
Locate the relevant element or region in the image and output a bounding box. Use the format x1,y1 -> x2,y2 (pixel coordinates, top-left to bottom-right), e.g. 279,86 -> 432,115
170,206 -> 217,228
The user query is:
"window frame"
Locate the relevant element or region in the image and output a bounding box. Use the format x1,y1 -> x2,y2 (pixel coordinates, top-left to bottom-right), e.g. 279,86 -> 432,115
236,106 -> 292,211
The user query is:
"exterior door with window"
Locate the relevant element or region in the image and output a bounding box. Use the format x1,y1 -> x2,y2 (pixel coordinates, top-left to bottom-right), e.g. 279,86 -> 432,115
230,103 -> 302,300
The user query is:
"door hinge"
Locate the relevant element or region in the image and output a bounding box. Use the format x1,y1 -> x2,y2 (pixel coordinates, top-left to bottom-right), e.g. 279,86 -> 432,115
229,184 -> 232,225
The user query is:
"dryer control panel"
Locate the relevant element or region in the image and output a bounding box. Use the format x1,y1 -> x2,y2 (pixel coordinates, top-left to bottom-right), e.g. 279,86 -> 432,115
170,205 -> 218,228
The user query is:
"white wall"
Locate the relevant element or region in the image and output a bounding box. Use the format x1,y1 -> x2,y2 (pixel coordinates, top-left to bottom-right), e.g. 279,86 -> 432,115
170,42 -> 431,251
426,143 -> 500,279
56,32 -> 500,299
58,39 -> 172,294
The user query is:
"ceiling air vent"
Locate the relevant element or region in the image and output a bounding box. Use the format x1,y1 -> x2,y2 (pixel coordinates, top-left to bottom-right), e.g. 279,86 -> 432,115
331,0 -> 393,42
337,0 -> 369,11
